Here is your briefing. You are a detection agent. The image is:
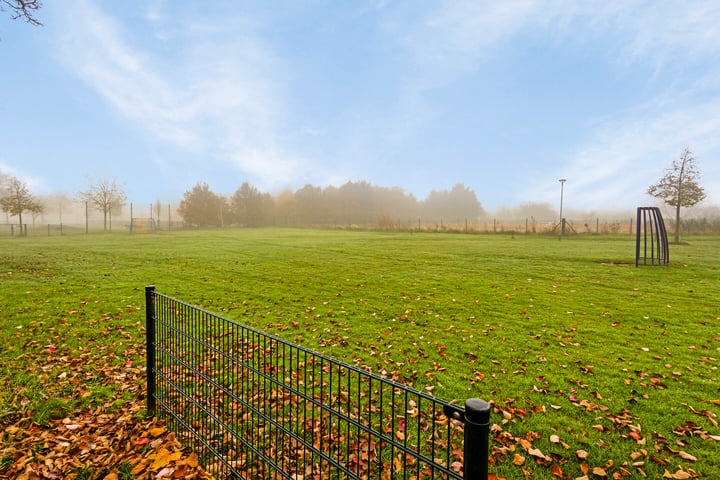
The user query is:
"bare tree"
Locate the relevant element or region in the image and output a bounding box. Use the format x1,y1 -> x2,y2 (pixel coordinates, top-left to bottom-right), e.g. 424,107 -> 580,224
0,175 -> 43,234
78,176 -> 127,231
1,0 -> 42,26
42,192 -> 72,224
152,199 -> 162,228
0,173 -> 7,223
647,147 -> 707,243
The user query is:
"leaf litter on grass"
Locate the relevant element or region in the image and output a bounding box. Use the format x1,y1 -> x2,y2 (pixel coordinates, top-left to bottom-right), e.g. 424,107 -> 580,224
0,335 -> 213,480
2,231 -> 720,479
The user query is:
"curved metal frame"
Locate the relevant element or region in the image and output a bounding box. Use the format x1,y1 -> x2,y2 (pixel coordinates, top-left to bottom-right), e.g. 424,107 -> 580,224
636,207 -> 669,267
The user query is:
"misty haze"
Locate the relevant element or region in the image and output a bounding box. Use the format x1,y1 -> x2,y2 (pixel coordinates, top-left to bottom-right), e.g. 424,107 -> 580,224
2,2 -> 720,480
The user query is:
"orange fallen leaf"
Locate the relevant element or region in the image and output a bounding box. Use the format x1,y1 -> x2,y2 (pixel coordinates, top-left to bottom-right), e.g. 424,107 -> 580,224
151,448 -> 173,470
173,465 -> 188,478
131,461 -> 148,475
187,452 -> 199,468
663,469 -> 692,479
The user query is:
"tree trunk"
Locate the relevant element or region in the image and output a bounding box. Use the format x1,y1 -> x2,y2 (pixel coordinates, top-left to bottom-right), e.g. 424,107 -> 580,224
18,211 -> 23,237
104,210 -> 108,231
674,153 -> 686,244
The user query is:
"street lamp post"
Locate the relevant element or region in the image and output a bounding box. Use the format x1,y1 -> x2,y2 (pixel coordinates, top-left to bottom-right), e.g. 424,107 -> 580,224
558,179 -> 566,240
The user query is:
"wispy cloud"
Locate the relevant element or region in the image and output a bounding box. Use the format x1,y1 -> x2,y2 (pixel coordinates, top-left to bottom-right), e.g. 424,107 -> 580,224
0,161 -> 45,190
386,0 -> 720,207
526,95 -> 720,209
52,0 -> 318,192
44,0 -> 720,206
399,0 -> 720,71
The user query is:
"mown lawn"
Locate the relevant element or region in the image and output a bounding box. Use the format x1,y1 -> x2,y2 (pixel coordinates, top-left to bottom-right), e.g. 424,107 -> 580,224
1,229 -> 718,479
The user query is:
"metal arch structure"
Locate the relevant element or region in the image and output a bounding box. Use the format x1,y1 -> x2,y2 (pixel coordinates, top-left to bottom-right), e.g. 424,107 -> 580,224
636,207 -> 669,267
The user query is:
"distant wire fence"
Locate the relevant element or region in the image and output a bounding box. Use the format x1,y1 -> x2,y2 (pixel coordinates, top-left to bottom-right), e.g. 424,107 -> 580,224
145,286 -> 491,480
0,221 -> 186,237
4,217 -> 720,237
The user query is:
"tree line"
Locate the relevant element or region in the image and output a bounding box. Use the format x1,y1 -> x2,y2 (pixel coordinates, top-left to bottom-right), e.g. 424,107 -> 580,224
1,148 -> 710,240
178,181 -> 486,228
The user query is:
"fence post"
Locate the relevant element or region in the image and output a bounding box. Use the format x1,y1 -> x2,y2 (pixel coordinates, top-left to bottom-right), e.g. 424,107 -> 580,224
145,285 -> 156,415
464,398 -> 491,479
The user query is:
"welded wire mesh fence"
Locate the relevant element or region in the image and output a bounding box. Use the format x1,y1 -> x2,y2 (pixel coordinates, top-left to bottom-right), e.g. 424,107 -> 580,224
145,286 -> 489,480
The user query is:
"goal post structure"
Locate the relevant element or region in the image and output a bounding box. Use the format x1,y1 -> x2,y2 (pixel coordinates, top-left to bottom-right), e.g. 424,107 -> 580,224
636,207 -> 669,267
130,217 -> 157,234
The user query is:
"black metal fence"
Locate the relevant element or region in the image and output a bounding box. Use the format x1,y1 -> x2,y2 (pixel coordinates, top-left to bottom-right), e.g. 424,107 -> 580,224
145,286 -> 490,479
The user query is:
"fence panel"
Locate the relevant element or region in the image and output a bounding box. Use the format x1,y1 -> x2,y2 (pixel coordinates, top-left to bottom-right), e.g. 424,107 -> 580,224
146,286 -> 489,479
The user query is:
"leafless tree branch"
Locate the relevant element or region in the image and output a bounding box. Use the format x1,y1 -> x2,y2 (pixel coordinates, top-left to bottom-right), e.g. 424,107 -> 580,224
1,0 -> 43,26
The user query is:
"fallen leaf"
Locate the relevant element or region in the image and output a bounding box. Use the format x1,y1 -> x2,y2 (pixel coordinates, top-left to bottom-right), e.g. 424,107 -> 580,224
151,448 -> 173,470
528,447 -> 548,460
678,451 -> 697,461
663,469 -> 692,479
155,467 -> 174,478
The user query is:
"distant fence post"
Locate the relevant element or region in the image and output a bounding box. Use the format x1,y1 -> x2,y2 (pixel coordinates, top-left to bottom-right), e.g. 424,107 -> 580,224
463,398 -> 491,480
145,285 -> 156,415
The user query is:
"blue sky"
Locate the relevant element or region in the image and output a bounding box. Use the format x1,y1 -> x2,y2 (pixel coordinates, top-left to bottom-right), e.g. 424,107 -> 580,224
1,0 -> 719,212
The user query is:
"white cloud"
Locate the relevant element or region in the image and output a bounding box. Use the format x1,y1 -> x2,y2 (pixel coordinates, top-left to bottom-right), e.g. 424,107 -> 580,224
526,96 -> 720,209
0,161 -> 45,191
53,0 -> 312,190
386,0 -> 720,208
394,0 -> 720,90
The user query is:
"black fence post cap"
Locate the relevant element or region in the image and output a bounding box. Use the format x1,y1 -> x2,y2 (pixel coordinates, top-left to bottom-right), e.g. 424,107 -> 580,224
465,398 -> 491,424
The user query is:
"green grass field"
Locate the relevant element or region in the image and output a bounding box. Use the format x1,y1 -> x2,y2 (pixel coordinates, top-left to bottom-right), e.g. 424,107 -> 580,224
1,229 -> 719,479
